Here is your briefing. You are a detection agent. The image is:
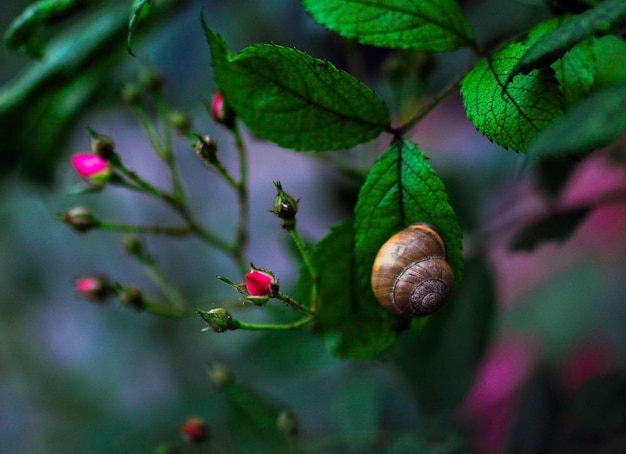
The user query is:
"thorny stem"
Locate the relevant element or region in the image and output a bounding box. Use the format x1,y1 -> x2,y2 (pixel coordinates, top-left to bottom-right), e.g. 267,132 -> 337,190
276,292 -> 315,315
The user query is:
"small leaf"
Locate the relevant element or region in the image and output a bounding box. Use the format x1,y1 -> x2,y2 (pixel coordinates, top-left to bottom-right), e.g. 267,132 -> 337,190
509,207 -> 590,251
4,0 -> 91,58
298,221 -> 398,358
526,82 -> 626,161
461,43 -> 565,152
506,0 -> 626,83
354,139 -> 463,297
302,0 -> 476,52
202,21 -> 391,151
127,0 -> 153,56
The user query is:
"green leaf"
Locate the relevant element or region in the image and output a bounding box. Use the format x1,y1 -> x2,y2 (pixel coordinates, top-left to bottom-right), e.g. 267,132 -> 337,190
202,21 -> 391,151
509,207 -> 590,251
390,257 -> 496,412
506,0 -> 626,83
354,139 -> 463,298
301,0 -> 476,52
526,82 -> 626,161
524,18 -> 598,107
4,0 -> 92,58
461,43 -> 565,152
299,221 -> 398,358
127,0 -> 153,56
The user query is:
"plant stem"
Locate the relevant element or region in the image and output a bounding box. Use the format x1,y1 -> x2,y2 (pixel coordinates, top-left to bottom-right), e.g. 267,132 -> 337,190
233,315 -> 314,331
233,127 -> 249,259
288,227 -> 319,312
142,300 -> 194,318
397,69 -> 467,135
276,292 -> 315,315
99,222 -> 191,236
134,251 -> 188,309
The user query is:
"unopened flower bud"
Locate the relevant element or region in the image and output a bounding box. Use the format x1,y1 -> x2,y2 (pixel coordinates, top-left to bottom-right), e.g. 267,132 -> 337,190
206,362 -> 233,388
139,67 -> 164,92
169,111 -> 191,134
271,181 -> 298,229
118,285 -> 145,310
246,265 -> 279,298
88,130 -> 115,159
180,417 -> 208,443
211,92 -> 235,128
122,83 -> 142,104
121,234 -> 143,257
62,206 -> 99,233
198,308 -> 235,333
72,153 -> 113,185
75,275 -> 113,302
277,409 -> 299,437
194,135 -> 218,164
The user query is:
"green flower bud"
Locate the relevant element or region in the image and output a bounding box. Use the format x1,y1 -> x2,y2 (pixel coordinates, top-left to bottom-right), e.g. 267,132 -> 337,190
118,285 -> 145,310
272,181 -> 298,229
277,409 -> 299,437
62,206 -> 99,233
198,308 -> 235,333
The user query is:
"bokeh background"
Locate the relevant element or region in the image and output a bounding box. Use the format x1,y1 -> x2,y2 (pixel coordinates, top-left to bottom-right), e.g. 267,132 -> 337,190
2,0 -> 626,453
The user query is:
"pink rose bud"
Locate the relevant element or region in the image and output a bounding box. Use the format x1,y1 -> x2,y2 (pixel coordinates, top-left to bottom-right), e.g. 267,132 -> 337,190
75,275 -> 112,302
72,153 -> 112,185
245,265 -> 279,298
180,417 -> 209,443
211,92 -> 235,128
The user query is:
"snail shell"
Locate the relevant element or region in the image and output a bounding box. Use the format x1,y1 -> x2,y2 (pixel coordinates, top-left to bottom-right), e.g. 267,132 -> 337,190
371,223 -> 454,317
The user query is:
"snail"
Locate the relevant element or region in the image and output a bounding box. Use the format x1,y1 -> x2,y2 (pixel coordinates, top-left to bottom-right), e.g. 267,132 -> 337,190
371,223 -> 454,317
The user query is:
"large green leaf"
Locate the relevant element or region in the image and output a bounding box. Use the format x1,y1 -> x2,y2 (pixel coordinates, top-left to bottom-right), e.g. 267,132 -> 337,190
461,42 -> 565,152
202,22 -> 391,151
506,0 -> 626,84
4,0 -> 94,58
299,221 -> 398,358
301,0 -> 476,52
526,81 -> 626,161
354,139 -> 463,298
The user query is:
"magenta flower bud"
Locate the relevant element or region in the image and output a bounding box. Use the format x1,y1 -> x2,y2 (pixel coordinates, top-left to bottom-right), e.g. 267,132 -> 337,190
211,92 -> 235,128
245,265 -> 279,298
72,153 -> 112,185
180,417 -> 209,443
75,275 -> 113,302
62,206 -> 99,233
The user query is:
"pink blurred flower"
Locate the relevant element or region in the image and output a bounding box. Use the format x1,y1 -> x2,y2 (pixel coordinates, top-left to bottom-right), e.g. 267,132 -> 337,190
463,337 -> 538,454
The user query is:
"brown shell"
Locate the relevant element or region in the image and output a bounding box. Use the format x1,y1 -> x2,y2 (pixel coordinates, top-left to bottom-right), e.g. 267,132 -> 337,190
371,223 -> 454,317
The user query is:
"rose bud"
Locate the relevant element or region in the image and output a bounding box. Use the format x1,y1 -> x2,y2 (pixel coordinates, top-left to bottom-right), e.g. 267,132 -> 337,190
180,417 -> 208,443
211,92 -> 235,128
245,265 -> 279,300
271,181 -> 298,229
197,308 -> 235,333
75,275 -> 113,303
72,153 -> 112,186
62,206 -> 99,233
